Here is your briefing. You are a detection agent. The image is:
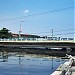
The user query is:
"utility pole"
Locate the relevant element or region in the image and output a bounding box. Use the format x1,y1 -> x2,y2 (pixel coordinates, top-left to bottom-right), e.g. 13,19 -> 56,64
52,29 -> 53,40
19,21 -> 25,39
19,21 -> 22,39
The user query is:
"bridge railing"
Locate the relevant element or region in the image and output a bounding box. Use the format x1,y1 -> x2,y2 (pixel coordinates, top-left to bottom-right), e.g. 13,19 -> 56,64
0,38 -> 74,42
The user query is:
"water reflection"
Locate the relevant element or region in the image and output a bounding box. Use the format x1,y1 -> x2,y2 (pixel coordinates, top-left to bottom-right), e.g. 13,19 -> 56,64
0,51 -> 8,62
0,51 -> 66,75
18,56 -> 22,75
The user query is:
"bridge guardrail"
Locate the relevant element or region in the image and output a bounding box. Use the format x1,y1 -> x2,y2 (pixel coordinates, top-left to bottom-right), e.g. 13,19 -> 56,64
0,38 -> 74,42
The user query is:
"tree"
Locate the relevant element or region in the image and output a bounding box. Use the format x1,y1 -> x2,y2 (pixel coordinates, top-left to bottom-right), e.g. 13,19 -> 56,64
0,28 -> 12,39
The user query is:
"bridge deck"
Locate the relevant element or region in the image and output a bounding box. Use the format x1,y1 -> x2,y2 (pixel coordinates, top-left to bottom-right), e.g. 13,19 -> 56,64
0,40 -> 74,48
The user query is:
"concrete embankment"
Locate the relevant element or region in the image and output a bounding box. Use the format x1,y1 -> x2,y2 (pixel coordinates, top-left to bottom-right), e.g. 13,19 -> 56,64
51,55 -> 75,75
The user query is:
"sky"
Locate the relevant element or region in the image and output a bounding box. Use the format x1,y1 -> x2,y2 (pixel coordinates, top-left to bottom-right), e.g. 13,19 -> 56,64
0,0 -> 74,37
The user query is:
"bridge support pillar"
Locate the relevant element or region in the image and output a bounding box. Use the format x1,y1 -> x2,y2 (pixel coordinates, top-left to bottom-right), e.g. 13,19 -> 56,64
66,47 -> 72,53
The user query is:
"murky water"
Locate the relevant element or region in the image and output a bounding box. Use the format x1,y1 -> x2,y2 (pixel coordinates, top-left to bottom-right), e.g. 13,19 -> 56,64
0,52 -> 66,75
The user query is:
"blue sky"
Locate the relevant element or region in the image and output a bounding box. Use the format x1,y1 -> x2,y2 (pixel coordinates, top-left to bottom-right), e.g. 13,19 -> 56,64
0,0 -> 74,37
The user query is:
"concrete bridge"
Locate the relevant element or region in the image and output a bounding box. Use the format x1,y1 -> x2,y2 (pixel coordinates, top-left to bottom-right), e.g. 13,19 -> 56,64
0,39 -> 75,49
0,39 -> 75,56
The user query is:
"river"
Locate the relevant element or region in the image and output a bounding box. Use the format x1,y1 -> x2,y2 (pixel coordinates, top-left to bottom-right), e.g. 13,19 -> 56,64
0,52 -> 66,75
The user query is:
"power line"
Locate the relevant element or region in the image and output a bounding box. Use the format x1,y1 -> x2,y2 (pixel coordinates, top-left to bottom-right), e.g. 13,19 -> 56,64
0,6 -> 74,22
36,31 -> 74,36
43,32 -> 75,37
54,28 -> 74,33
54,32 -> 74,36
28,28 -> 74,35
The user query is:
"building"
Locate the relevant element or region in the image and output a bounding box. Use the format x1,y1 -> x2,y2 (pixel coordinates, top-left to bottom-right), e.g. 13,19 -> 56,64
12,33 -> 40,38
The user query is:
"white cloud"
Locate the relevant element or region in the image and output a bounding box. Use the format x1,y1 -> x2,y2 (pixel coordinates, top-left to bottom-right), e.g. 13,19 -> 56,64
24,10 -> 29,13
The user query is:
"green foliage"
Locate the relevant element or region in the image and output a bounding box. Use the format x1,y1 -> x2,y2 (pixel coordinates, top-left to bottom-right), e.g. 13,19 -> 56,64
0,28 -> 12,39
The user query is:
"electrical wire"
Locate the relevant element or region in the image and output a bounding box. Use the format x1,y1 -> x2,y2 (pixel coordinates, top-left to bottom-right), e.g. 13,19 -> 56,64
0,6 -> 74,22
27,28 -> 74,35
